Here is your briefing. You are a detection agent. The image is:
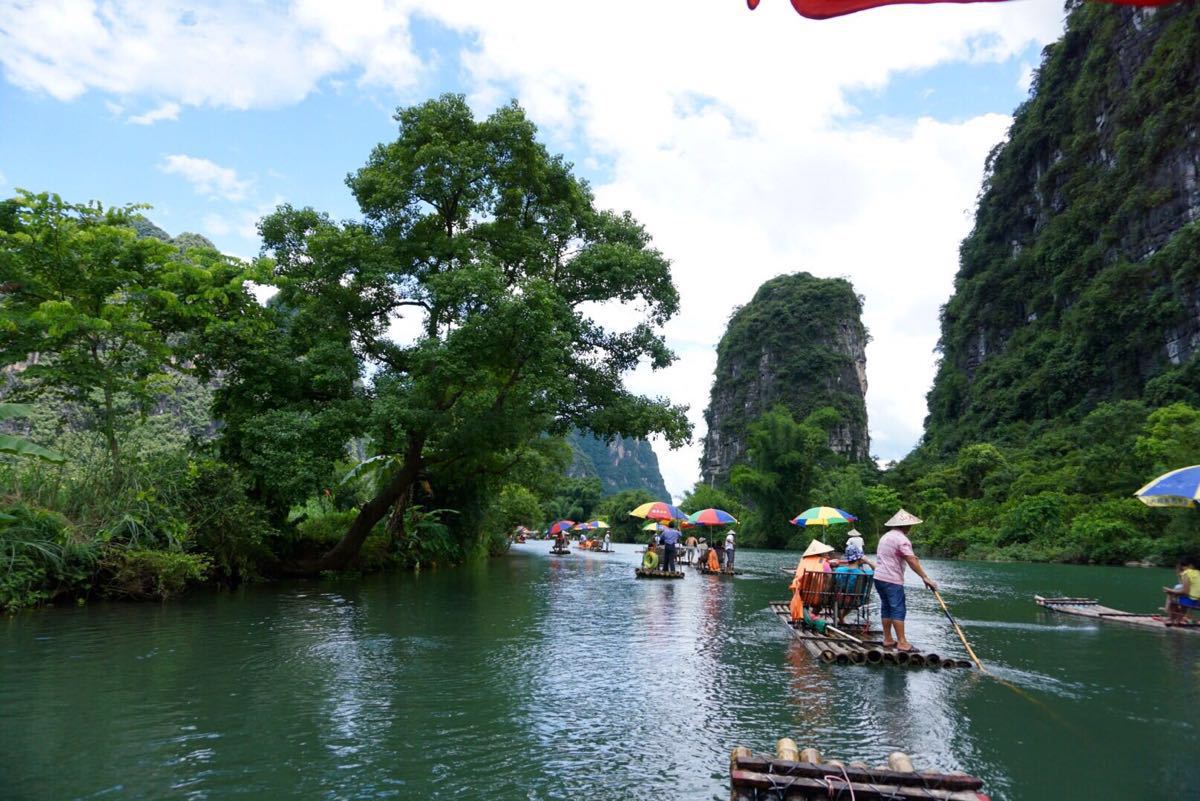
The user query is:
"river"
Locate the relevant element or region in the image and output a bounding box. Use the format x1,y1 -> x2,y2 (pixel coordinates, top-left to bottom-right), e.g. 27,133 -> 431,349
2,543 -> 1197,800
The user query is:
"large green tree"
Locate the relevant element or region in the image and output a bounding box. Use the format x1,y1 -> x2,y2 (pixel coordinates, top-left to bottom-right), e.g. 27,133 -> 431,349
0,191 -> 262,468
225,96 -> 689,569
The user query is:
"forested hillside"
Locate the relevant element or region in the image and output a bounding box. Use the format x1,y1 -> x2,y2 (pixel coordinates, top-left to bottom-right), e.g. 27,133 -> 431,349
893,1 -> 1200,564
566,430 -> 669,498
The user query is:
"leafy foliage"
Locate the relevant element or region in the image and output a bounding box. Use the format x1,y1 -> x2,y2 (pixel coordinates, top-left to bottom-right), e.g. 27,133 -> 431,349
219,95 -> 690,569
730,406 -> 842,548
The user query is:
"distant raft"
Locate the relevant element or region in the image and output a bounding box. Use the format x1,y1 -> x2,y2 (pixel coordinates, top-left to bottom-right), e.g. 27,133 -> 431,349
698,564 -> 741,576
635,568 -> 684,579
730,740 -> 991,801
769,601 -> 973,668
1035,595 -> 1200,633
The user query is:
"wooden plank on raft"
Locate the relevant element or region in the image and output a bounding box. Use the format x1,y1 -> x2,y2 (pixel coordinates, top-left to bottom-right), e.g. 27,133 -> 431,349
729,769 -> 983,801
731,756 -> 983,791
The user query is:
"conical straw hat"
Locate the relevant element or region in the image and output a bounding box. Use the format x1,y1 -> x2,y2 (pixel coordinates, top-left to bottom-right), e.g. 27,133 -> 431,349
884,509 -> 923,527
801,539 -> 835,558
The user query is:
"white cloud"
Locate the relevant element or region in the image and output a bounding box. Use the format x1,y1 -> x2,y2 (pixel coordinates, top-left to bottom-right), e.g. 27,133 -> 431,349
159,154 -> 251,202
104,99 -> 124,116
202,212 -> 231,237
129,101 -> 180,125
0,0 -> 425,110
409,0 -> 1066,497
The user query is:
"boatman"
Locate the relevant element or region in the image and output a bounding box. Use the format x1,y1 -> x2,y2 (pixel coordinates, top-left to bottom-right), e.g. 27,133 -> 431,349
874,509 -> 938,652
724,529 -> 736,572
685,532 -> 698,564
659,522 -> 682,572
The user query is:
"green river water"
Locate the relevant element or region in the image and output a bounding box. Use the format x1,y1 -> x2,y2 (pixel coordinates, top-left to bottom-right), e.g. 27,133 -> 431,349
2,543 -> 1198,800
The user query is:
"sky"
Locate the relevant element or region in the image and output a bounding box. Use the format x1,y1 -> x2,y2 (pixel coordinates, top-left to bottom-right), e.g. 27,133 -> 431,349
0,0 -> 1069,500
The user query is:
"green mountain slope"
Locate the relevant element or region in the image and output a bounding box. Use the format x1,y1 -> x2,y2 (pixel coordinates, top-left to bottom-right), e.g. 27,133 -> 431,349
566,430 -> 669,498
924,1 -> 1200,453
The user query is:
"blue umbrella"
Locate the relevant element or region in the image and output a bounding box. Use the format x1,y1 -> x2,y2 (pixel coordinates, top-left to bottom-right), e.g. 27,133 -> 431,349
1135,466 -> 1200,508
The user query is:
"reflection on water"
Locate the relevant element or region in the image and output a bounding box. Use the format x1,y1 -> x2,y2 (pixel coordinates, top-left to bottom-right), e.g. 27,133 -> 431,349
1,545 -> 1198,800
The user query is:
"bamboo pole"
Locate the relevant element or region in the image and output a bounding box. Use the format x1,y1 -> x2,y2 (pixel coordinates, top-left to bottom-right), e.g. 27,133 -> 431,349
798,747 -> 822,764
777,738 -> 800,762
888,752 -> 915,772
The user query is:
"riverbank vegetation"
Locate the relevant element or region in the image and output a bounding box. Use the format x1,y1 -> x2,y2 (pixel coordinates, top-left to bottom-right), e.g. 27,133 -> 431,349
0,95 -> 689,610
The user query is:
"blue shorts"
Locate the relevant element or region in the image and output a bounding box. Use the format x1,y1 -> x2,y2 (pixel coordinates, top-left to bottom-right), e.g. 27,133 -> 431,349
875,579 -> 907,621
1180,596 -> 1200,609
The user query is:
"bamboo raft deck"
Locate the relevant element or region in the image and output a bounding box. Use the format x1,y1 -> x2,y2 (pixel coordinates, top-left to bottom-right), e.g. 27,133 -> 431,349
635,568 -> 685,579
1034,595 -> 1200,632
699,565 -> 742,576
730,740 -> 990,801
549,546 -> 571,555
769,602 -> 973,668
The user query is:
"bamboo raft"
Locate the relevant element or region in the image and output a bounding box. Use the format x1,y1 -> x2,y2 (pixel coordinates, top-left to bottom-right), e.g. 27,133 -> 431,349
549,546 -> 571,555
730,740 -> 990,801
635,568 -> 684,579
769,602 -> 973,667
1034,595 -> 1200,632
699,565 -> 741,576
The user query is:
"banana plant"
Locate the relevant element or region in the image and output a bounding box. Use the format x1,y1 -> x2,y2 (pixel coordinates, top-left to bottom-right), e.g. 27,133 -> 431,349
0,404 -> 65,464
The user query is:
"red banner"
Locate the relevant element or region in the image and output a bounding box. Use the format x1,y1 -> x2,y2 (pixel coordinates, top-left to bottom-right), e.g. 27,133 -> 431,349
747,0 -> 1180,20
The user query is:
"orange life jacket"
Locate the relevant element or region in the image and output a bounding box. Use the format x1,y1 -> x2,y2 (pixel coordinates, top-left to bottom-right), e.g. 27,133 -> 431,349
707,548 -> 720,571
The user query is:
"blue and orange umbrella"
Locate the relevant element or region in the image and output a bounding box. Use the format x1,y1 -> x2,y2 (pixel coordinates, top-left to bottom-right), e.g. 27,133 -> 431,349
1135,466 -> 1200,508
629,501 -> 686,522
688,508 -> 739,526
547,520 -> 576,535
790,506 -> 857,526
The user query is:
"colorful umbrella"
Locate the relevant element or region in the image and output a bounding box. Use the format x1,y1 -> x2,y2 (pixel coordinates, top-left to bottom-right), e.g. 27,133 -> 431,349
688,508 -> 739,526
629,501 -> 686,521
642,521 -> 667,531
547,520 -> 576,535
790,506 -> 857,526
1135,466 -> 1200,508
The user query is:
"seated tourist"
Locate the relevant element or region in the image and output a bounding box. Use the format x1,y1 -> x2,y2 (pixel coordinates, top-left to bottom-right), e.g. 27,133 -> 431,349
1165,556 -> 1200,624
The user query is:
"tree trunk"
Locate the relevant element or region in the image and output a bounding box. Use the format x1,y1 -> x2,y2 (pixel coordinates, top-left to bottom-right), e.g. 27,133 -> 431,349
313,435 -> 424,572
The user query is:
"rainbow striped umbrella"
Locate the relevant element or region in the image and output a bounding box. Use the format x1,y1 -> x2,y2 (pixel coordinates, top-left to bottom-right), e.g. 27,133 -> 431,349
688,508 -> 739,526
547,520 -> 576,535
790,506 -> 857,526
573,520 -> 611,530
1135,466 -> 1200,508
629,501 -> 686,521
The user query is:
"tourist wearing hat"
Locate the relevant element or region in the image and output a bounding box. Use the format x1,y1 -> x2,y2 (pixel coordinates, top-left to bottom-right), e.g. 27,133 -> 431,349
788,539 -> 834,623
874,509 -> 938,652
845,529 -> 865,553
833,543 -> 874,624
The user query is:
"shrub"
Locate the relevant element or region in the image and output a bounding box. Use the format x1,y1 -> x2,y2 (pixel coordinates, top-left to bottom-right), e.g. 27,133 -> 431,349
101,549 -> 211,600
0,503 -> 96,611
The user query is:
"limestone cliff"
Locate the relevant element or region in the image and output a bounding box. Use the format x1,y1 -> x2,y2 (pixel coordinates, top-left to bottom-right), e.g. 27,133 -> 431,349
567,430 -> 669,498
924,1 -> 1200,452
701,272 -> 869,485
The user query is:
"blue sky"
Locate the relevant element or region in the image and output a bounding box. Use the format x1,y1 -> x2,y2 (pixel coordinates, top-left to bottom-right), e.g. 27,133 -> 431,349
0,0 -> 1068,497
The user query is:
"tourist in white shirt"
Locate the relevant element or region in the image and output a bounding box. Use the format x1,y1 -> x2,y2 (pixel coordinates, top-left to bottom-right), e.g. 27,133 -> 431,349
874,510 -> 938,652
724,530 -> 736,572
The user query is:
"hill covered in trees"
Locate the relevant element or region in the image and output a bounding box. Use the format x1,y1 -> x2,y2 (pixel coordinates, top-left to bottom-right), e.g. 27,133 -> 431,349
892,1 -> 1200,563
701,272 -> 870,485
